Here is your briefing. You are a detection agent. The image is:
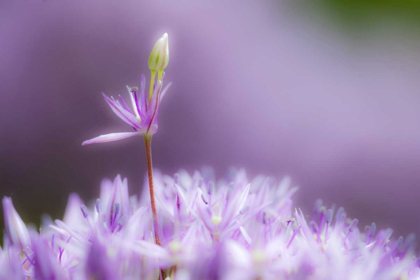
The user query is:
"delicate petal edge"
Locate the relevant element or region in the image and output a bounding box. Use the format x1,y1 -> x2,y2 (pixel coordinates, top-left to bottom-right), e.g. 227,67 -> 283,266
82,132 -> 140,146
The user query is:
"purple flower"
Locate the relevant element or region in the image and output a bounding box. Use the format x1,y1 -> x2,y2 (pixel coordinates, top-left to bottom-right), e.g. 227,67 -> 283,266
82,77 -> 171,145
0,244 -> 26,279
2,170 -> 420,279
85,239 -> 118,280
32,235 -> 66,280
82,33 -> 171,146
98,175 -> 132,233
195,178 -> 250,241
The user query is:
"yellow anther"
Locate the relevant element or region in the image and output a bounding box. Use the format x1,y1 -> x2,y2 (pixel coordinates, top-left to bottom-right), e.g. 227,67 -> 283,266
169,241 -> 182,253
252,250 -> 265,263
212,215 -> 222,226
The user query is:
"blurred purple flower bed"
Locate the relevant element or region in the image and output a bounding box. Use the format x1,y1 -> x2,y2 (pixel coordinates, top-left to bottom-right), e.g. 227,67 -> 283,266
3,170 -> 420,279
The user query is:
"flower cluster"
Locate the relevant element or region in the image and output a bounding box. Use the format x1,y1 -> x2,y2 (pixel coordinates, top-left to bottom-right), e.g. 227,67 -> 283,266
2,169 -> 419,279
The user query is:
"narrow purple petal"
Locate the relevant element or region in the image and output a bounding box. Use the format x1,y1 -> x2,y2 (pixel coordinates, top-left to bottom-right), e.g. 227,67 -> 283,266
138,74 -> 148,113
133,91 -> 143,120
159,82 -> 172,101
140,74 -> 146,97
118,95 -> 132,113
2,197 -> 30,249
146,82 -> 162,133
102,93 -> 141,130
82,132 -> 140,146
126,86 -> 141,120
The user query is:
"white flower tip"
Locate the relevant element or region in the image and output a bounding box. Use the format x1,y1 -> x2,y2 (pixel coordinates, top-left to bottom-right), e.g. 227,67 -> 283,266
148,32 -> 169,71
82,140 -> 90,146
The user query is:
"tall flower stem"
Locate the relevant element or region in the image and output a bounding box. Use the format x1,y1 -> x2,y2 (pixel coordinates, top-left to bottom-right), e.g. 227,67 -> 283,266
144,135 -> 167,280
143,135 -> 162,247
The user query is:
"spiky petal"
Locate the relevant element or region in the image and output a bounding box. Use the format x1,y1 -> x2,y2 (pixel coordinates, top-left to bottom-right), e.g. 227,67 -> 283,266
2,197 -> 30,250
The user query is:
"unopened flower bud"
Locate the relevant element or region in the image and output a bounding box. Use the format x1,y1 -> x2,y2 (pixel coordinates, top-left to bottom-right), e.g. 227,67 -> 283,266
148,33 -> 169,72
2,197 -> 30,249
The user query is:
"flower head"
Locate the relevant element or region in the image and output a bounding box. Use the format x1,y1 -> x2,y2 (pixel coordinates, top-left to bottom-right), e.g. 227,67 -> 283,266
83,33 -> 171,145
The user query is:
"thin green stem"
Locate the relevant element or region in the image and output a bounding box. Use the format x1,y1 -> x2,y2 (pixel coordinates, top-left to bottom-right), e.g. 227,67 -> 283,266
149,70 -> 156,101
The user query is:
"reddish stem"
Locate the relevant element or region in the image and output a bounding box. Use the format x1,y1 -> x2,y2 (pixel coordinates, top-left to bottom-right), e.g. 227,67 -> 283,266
144,135 -> 167,280
144,135 -> 161,246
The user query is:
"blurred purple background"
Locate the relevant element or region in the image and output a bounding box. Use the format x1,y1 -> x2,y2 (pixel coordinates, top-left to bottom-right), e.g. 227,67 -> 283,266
1,1 -> 420,238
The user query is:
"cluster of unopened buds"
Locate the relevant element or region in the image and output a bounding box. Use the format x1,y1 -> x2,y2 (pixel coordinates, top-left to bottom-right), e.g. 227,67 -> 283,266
2,33 -> 420,280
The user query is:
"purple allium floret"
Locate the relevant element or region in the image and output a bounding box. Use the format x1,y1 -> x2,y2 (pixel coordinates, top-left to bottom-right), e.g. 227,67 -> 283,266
82,74 -> 172,146
1,169 -> 419,280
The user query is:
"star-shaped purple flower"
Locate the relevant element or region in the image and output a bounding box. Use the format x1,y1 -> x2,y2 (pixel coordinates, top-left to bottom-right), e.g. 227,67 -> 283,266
82,76 -> 171,145
83,33 -> 171,145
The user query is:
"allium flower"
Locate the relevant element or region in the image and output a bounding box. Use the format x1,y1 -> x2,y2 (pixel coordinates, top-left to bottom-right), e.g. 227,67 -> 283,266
82,33 -> 171,145
2,169 -> 420,279
81,77 -> 171,145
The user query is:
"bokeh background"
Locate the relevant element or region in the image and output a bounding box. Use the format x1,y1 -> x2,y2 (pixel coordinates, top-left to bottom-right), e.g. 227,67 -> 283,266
1,1 -> 420,239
